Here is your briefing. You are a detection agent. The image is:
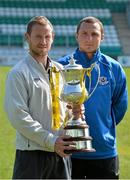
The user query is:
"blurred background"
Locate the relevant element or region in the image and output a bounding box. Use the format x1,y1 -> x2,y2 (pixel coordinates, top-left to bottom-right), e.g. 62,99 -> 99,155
0,0 -> 130,66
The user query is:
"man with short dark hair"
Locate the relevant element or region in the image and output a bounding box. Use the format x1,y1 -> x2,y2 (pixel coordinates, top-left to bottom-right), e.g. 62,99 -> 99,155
58,16 -> 128,179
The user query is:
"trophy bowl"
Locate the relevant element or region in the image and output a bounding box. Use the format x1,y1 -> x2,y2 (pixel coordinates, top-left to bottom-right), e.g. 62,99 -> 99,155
60,56 -> 99,153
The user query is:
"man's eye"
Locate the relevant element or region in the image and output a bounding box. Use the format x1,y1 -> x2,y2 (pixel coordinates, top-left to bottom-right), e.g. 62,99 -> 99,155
82,32 -> 87,35
92,33 -> 99,36
46,36 -> 51,39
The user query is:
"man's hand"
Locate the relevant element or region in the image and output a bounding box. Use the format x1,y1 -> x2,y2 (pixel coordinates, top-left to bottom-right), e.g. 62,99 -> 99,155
54,135 -> 76,157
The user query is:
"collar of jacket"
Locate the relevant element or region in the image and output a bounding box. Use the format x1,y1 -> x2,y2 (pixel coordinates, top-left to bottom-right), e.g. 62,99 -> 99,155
26,53 -> 53,72
72,48 -> 101,68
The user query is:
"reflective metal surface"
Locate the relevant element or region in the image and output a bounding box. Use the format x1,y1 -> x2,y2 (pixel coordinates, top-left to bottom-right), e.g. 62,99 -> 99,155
60,56 -> 97,153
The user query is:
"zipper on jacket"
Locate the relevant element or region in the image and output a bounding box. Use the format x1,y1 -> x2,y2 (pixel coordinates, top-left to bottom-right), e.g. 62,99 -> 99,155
28,139 -> 30,148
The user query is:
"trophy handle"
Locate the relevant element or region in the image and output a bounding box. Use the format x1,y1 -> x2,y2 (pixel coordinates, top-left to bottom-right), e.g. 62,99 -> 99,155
86,63 -> 100,100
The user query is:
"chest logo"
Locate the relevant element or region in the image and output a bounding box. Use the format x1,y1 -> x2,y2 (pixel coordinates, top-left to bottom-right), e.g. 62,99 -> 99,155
99,76 -> 109,85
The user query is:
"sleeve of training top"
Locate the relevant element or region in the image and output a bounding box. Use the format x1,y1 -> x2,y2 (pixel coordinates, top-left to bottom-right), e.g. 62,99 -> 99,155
4,70 -> 58,151
111,64 -> 128,125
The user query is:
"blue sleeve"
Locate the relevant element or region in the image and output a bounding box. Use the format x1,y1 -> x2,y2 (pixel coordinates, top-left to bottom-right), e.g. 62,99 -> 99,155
112,65 -> 128,125
58,55 -> 71,66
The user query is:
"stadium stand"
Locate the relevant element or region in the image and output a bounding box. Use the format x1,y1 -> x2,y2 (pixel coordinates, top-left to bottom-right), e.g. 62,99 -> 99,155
0,0 -> 130,65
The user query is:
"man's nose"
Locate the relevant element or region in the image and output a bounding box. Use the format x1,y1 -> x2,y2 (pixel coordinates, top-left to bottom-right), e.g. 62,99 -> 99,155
40,37 -> 46,44
86,35 -> 92,41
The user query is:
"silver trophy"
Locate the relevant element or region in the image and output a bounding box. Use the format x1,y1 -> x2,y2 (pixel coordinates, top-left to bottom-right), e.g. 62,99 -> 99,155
60,56 -> 100,153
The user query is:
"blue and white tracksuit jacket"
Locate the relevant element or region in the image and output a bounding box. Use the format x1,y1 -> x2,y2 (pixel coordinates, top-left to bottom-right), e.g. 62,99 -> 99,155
58,48 -> 128,159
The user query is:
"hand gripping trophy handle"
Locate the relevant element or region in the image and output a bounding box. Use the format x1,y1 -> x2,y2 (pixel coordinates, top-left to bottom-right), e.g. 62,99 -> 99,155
60,56 -> 100,153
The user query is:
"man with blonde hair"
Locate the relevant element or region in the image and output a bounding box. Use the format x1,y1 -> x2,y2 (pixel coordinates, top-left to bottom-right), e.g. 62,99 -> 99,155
5,16 -> 75,179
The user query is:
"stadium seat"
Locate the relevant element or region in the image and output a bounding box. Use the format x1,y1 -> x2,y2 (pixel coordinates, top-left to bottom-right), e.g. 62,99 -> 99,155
0,0 -> 124,60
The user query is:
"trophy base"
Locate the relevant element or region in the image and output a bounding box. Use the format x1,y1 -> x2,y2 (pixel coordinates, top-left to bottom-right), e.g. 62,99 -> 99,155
64,120 -> 96,154
64,148 -> 95,154
64,136 -> 96,154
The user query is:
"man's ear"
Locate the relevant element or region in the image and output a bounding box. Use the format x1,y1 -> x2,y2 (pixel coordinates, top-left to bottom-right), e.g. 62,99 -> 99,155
101,33 -> 104,41
75,33 -> 78,42
52,32 -> 55,42
24,32 -> 29,42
